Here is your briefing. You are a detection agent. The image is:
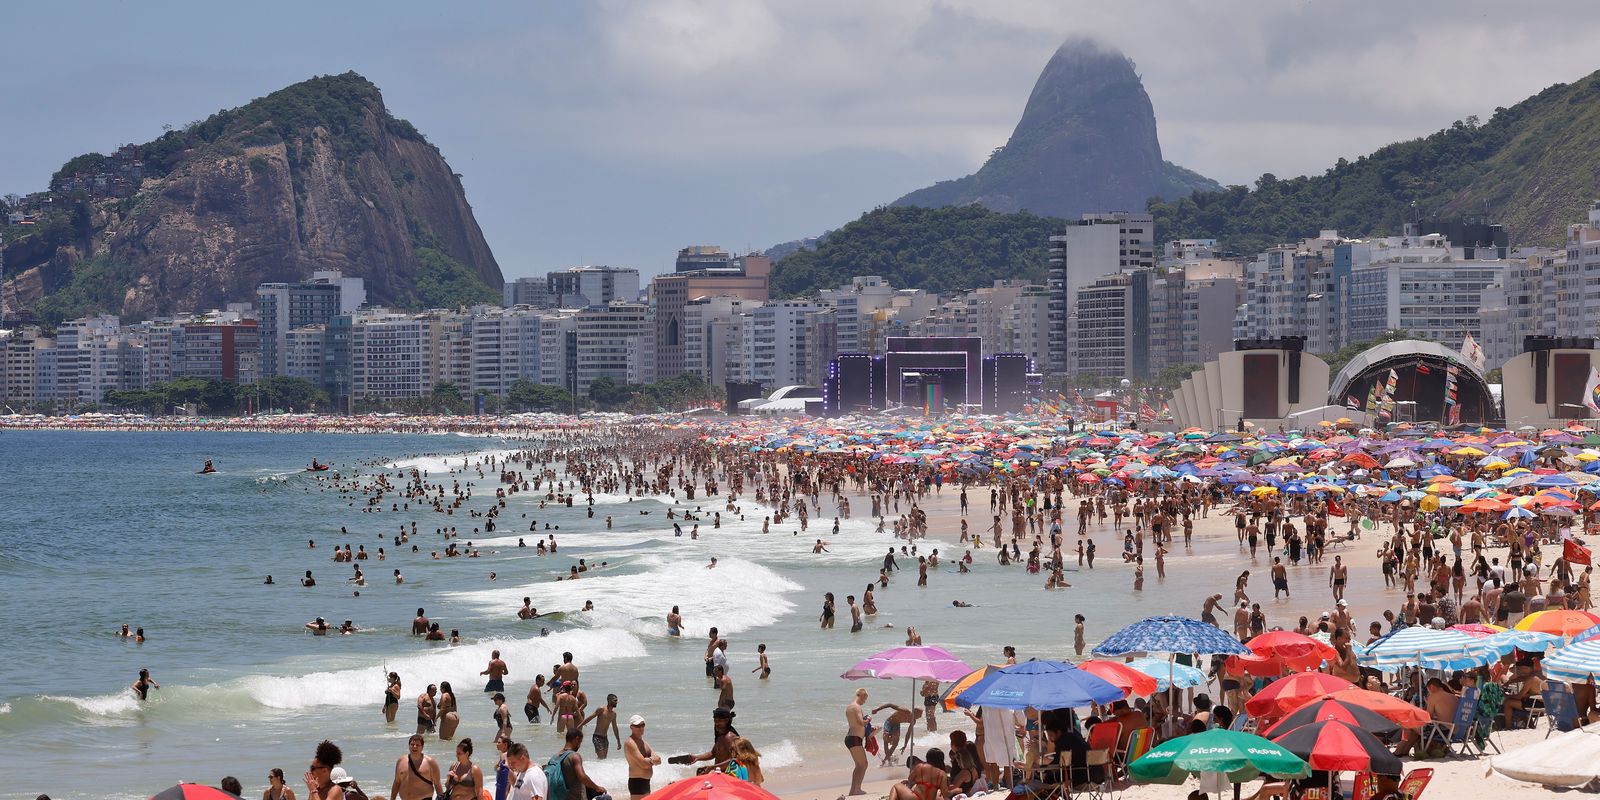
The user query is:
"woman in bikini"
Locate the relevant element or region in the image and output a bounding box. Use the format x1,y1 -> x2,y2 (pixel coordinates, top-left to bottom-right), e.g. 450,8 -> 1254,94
263,767 -> 297,800
445,738 -> 483,800
888,749 -> 950,800
383,672 -> 402,724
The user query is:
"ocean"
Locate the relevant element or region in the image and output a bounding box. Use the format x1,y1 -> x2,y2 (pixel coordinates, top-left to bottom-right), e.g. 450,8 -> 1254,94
0,430 -> 1251,799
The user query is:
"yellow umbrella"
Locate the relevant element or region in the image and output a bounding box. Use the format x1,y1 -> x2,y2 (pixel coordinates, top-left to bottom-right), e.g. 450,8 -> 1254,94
1451,446 -> 1488,456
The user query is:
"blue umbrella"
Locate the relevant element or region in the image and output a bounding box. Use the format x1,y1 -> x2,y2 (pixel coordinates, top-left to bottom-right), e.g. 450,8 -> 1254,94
1092,615 -> 1250,658
953,660 -> 1125,710
1124,657 -> 1207,690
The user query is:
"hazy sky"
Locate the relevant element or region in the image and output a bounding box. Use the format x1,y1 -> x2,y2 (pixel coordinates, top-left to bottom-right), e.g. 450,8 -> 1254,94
4,1 -> 1597,280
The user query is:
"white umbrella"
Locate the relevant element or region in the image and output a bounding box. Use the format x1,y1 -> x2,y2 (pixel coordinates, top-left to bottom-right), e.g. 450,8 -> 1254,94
1384,457 -> 1417,469
1491,722 -> 1600,787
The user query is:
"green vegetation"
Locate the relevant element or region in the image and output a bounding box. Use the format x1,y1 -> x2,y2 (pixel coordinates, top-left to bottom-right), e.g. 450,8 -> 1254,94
34,255 -> 142,324
1321,330 -> 1414,376
413,246 -> 499,308
771,205 -> 1062,297
1151,71 -> 1600,251
102,376 -> 327,415
588,374 -> 723,412
508,379 -> 575,412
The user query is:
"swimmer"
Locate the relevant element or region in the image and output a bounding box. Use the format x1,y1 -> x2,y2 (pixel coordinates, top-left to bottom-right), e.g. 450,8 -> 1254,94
132,668 -> 159,700
518,597 -> 538,619
706,557 -> 718,569
667,605 -> 682,636
952,600 -> 972,608
340,619 -> 358,635
306,616 -> 330,635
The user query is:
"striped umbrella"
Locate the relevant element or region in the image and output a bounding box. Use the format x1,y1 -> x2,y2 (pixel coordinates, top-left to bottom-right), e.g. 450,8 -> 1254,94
1359,626 -> 1493,672
1543,640 -> 1600,684
1485,629 -> 1561,657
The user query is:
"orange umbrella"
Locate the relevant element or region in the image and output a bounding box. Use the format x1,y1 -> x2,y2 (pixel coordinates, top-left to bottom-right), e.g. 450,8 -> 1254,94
1246,631 -> 1338,663
1515,609 -> 1600,636
644,772 -> 778,800
1245,672 -> 1356,721
939,664 -> 1003,710
1078,660 -> 1159,697
1323,688 -> 1431,728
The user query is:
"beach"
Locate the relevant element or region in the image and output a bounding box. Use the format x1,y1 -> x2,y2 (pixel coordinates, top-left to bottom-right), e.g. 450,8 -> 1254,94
0,416 -> 1591,799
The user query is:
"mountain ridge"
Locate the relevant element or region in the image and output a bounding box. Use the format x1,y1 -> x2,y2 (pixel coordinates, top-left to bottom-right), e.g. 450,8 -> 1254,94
1,72 -> 502,322
891,38 -> 1221,217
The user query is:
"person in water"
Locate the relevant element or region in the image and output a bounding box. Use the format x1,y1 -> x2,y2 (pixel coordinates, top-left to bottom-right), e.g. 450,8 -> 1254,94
132,668 -> 159,700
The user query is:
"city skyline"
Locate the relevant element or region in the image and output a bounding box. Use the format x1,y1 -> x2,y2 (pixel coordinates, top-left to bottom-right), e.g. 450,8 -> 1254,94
5,1 -> 1600,279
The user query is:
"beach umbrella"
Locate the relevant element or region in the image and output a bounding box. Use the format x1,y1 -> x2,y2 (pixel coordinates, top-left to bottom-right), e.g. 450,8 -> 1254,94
938,664 -> 1003,710
1325,687 -> 1431,728
1130,728 -> 1309,796
1359,626 -> 1493,674
1271,719 -> 1402,774
1078,660 -> 1160,698
1093,615 -> 1251,658
1489,721 -> 1600,788
1123,657 -> 1207,691
1244,630 -> 1337,663
1485,629 -> 1561,657
1261,697 -> 1402,737
842,645 -> 972,759
642,771 -> 780,800
1448,623 -> 1507,638
150,787 -> 242,800
1244,673 -> 1355,720
1516,610 -> 1600,637
1542,640 -> 1600,684
952,659 -> 1125,710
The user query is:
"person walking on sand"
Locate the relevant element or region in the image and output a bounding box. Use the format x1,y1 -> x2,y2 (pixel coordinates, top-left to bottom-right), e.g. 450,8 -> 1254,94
845,688 -> 869,796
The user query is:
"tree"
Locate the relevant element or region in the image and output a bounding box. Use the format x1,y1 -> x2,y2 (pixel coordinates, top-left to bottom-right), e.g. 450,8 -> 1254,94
256,376 -> 329,412
507,379 -> 573,411
1321,330 -> 1413,376
1153,363 -> 1201,391
430,381 -> 467,414
587,377 -> 633,410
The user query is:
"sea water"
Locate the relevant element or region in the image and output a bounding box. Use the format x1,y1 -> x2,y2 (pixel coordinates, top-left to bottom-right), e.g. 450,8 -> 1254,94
0,430 -> 1247,799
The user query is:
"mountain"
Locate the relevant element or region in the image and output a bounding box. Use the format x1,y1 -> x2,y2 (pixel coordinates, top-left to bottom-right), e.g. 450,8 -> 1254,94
1,72 -> 502,322
770,205 -> 1061,298
1150,70 -> 1600,253
891,38 -> 1220,218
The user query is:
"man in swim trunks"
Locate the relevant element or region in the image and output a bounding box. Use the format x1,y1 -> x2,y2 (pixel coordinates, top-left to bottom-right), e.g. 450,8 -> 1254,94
132,668 -> 159,700
582,693 -> 621,759
869,703 -> 922,765
672,707 -> 738,772
622,715 -> 660,799
417,684 -> 438,735
845,688 -> 868,795
481,650 -> 509,693
412,608 -> 429,636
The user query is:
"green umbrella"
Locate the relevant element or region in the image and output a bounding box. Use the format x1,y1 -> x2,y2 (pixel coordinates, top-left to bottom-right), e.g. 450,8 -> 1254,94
1131,729 -> 1309,794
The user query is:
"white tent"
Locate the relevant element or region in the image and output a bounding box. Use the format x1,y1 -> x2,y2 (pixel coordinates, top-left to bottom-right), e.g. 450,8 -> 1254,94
1490,722 -> 1600,787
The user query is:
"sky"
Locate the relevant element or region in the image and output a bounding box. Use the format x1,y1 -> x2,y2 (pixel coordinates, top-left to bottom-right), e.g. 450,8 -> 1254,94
3,1 -> 1599,280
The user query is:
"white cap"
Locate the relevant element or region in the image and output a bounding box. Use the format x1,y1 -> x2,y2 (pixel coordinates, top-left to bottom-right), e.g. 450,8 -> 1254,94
329,767 -> 353,785
629,714 -> 646,726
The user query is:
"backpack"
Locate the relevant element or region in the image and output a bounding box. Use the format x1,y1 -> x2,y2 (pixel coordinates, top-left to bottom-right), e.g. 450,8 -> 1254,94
544,750 -> 573,800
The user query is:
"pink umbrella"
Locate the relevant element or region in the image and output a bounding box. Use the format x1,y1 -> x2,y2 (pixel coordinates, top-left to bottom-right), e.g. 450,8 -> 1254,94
842,645 -> 973,760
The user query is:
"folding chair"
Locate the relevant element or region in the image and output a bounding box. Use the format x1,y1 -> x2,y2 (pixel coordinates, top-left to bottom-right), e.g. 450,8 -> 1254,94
1417,685 -> 1476,756
1114,727 -> 1153,782
1078,721 -> 1120,800
1542,685 -> 1578,738
1228,711 -> 1250,732
1398,767 -> 1433,800
1351,771 -> 1377,800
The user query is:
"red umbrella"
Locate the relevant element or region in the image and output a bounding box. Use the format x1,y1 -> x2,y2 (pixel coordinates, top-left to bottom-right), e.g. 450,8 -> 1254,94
1244,673 -> 1355,721
1246,631 -> 1337,663
644,772 -> 779,800
1261,697 -> 1402,737
1271,719 -> 1402,774
151,786 -> 241,800
1078,660 -> 1159,697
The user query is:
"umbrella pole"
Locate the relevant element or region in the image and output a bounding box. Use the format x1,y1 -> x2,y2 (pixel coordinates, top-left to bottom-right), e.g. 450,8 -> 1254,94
906,679 -> 917,764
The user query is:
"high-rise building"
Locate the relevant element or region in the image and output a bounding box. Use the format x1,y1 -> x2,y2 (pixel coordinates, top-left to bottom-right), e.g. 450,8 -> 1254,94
748,301 -> 823,388
351,313 -> 432,400
1047,212 -> 1154,372
546,266 -> 640,308
651,251 -> 770,381
675,245 -> 733,273
503,276 -> 557,309
1073,270 -> 1152,379
574,301 -> 649,395
258,271 -> 365,378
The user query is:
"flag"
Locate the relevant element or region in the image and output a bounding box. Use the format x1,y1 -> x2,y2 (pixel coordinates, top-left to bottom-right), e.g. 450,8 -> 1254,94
1460,332 -> 1485,373
1346,394 -> 1360,410
1586,367 -> 1600,415
1326,498 -> 1345,517
1447,403 -> 1460,426
1139,402 -> 1156,422
1416,363 -> 1431,376
1566,539 -> 1592,566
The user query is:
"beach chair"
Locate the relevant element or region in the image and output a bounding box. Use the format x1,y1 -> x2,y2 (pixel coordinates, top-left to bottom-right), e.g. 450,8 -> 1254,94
1542,685 -> 1578,738
1398,767 -> 1433,800
1078,721 -> 1120,800
1351,771 -> 1377,800
1228,711 -> 1250,732
1113,726 -> 1153,782
1415,685 -> 1475,756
